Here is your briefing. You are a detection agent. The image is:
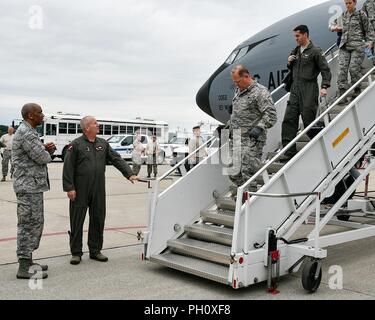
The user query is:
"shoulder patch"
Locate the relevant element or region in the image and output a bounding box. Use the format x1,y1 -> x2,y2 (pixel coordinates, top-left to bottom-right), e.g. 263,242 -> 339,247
67,144 -> 73,151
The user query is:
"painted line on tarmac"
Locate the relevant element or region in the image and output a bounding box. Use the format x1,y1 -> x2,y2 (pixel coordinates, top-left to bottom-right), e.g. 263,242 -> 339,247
0,225 -> 147,243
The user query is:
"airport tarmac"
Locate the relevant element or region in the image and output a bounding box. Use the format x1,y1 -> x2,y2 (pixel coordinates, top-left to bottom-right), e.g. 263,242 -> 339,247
1,161 -> 375,300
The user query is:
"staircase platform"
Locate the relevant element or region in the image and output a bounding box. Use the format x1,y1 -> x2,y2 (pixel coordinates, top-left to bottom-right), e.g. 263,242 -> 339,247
150,253 -> 229,285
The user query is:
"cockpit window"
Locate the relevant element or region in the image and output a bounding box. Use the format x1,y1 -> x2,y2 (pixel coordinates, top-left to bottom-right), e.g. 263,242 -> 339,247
225,46 -> 249,65
234,46 -> 249,62
225,50 -> 239,64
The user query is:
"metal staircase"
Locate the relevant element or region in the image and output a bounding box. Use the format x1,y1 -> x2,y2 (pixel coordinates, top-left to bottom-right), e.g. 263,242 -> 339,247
142,46 -> 375,292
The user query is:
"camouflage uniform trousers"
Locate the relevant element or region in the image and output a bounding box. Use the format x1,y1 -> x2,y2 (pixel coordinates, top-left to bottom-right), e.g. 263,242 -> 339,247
1,150 -> 14,177
228,135 -> 264,197
338,47 -> 365,91
16,193 -> 44,259
147,155 -> 158,176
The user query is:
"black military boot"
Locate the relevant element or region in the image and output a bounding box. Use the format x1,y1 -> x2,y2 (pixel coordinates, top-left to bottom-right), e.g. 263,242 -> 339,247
17,259 -> 48,279
1,176 -> 5,182
30,254 -> 48,271
352,87 -> 361,99
279,154 -> 293,163
70,256 -> 81,265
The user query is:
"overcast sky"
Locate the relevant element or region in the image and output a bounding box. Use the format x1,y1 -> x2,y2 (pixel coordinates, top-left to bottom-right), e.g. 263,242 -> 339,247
0,0 -> 327,131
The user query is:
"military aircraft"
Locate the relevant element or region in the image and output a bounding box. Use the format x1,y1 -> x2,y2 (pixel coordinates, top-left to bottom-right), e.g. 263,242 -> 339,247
196,0 -> 366,124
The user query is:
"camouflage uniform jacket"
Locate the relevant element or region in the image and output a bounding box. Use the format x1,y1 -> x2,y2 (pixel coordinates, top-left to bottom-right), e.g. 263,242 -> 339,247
12,121 -> 52,194
230,81 -> 277,142
363,0 -> 375,23
339,9 -> 375,50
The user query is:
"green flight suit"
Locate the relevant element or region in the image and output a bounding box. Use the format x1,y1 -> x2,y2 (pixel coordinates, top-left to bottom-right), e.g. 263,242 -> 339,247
282,41 -> 332,158
62,135 -> 133,257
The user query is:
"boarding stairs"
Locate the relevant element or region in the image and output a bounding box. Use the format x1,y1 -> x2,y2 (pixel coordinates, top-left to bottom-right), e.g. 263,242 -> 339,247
142,45 -> 375,292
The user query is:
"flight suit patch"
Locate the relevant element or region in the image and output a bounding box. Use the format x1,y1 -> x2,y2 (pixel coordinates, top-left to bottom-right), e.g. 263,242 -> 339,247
67,144 -> 73,151
96,146 -> 104,151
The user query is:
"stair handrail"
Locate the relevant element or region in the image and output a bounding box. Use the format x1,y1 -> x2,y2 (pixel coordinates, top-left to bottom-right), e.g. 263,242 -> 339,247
157,135 -> 217,182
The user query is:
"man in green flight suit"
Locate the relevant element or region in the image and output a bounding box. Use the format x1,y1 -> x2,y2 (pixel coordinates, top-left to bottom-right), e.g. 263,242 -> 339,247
281,25 -> 332,162
63,116 -> 139,265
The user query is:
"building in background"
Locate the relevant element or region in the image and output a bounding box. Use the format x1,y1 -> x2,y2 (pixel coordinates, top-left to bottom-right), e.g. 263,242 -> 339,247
12,112 -> 169,161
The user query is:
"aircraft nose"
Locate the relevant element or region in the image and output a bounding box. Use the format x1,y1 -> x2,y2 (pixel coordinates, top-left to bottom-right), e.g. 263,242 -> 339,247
196,63 -> 229,118
196,79 -> 213,118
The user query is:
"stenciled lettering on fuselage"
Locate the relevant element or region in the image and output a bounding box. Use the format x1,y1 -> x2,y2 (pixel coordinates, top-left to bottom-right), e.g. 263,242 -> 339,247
266,69 -> 290,91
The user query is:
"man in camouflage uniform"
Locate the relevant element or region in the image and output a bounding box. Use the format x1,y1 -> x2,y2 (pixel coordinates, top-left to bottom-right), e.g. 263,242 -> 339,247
12,103 -> 56,279
228,65 -> 277,197
0,127 -> 15,181
336,0 -> 375,103
281,25 -> 332,161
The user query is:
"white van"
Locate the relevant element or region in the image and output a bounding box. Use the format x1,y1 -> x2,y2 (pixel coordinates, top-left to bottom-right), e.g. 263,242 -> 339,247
108,134 -> 166,163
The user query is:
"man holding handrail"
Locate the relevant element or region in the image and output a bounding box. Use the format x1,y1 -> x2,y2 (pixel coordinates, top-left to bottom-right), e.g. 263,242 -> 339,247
228,65 -> 277,198
335,0 -> 375,104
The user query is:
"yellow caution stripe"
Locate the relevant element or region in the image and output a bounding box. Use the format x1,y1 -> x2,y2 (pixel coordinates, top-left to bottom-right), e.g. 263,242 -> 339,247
332,128 -> 350,149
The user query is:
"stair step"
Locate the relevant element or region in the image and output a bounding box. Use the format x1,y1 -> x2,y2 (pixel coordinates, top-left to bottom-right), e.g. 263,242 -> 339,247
256,175 -> 265,184
267,151 -> 279,160
334,98 -> 349,107
298,134 -> 311,143
168,238 -> 231,265
150,253 -> 229,284
330,104 -> 347,114
216,197 -> 236,211
329,112 -> 339,120
185,224 -> 233,246
201,210 -> 234,227
268,162 -> 284,174
296,141 -> 309,152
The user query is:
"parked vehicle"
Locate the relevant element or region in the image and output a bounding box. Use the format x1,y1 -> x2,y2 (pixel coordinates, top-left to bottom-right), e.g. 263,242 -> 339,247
169,133 -> 215,174
108,134 -> 166,164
